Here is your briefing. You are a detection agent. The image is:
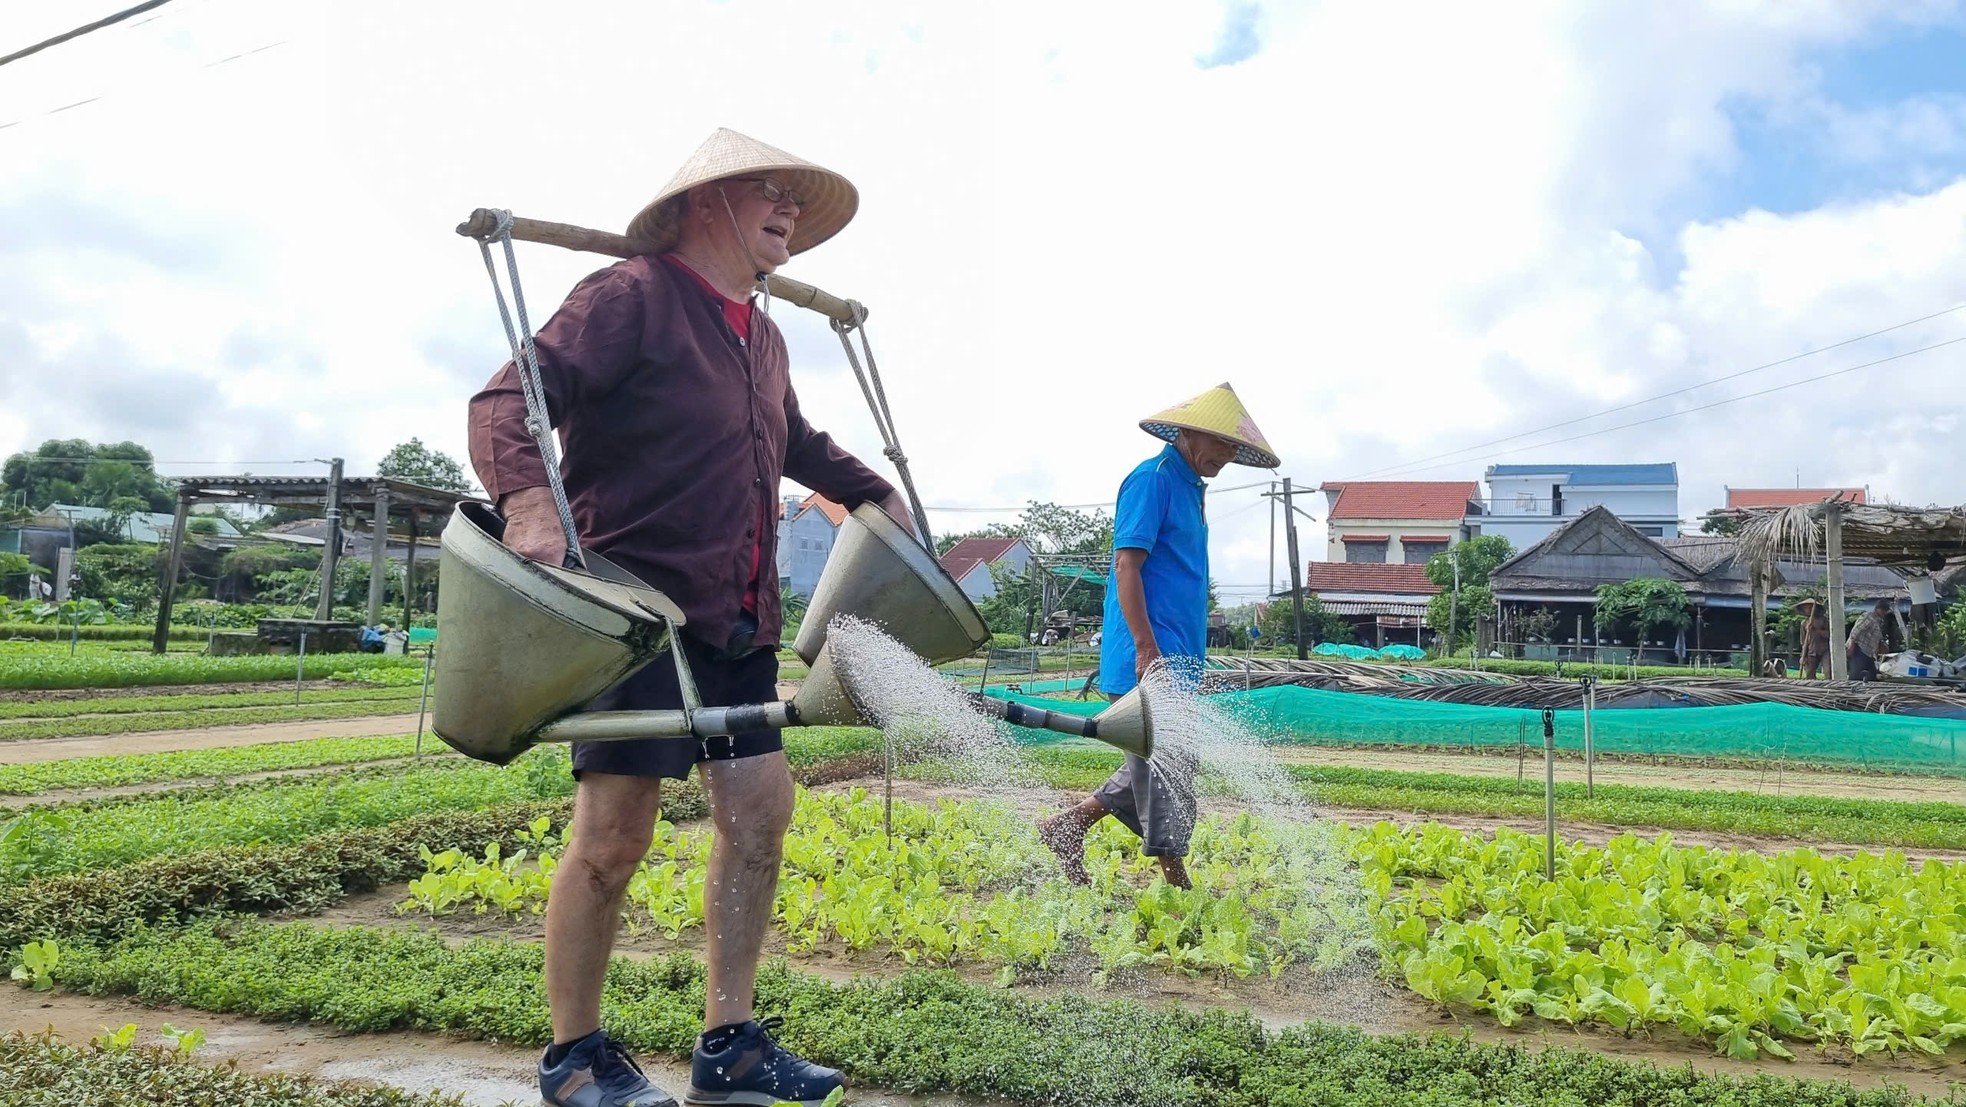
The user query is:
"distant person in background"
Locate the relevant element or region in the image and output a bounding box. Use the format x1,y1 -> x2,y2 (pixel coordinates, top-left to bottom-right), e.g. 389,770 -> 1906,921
1847,599 -> 1893,682
1796,599 -> 1831,679
1039,383 -> 1277,892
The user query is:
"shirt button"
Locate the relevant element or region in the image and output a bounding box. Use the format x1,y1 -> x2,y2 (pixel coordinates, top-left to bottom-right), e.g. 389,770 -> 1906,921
746,528 -> 756,538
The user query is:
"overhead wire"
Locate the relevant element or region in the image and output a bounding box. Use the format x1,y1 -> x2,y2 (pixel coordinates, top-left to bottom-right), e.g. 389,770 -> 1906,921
1353,333 -> 1966,481
0,0 -> 178,68
1342,302 -> 1966,482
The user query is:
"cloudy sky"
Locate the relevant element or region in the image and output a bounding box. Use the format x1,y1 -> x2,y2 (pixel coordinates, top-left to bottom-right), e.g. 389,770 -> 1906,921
4,0 -> 1964,603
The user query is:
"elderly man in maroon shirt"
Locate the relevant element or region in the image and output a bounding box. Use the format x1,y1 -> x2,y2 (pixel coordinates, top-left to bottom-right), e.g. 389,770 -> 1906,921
468,128 -> 905,1107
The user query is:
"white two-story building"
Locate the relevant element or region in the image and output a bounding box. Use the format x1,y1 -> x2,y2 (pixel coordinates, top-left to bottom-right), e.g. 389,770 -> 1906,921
1473,463 -> 1679,549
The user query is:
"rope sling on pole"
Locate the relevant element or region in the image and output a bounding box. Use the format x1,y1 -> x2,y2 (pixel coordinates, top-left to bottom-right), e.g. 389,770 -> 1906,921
465,210 -> 584,569
456,207 -> 935,552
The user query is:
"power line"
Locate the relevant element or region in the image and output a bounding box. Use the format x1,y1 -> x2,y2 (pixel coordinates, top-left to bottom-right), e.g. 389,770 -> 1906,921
7,456 -> 319,468
1343,302 -> 1966,482
1376,334 -> 1966,480
924,479 -> 1281,514
1,0 -> 178,69
0,36 -> 286,131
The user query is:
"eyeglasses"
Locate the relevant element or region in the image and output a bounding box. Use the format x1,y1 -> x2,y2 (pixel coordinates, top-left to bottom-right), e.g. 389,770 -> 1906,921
727,177 -> 808,211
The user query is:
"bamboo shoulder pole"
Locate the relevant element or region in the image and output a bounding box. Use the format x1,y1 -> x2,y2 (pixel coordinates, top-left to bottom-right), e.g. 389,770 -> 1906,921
455,209 -> 862,325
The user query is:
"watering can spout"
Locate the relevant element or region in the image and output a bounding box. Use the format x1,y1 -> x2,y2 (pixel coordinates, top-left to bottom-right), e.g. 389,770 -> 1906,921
962,686 -> 1157,759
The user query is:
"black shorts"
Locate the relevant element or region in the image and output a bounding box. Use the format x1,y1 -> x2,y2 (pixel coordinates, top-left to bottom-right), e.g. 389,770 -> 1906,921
571,632 -> 783,781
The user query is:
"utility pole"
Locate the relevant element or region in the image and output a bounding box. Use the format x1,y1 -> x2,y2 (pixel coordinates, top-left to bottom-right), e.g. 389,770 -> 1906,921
1282,478 -> 1306,660
314,457 -> 344,622
1448,550 -> 1461,658
1268,480 -> 1277,597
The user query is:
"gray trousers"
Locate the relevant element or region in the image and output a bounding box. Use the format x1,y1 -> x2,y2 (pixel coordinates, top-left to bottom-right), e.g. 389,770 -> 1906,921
1091,746 -> 1200,858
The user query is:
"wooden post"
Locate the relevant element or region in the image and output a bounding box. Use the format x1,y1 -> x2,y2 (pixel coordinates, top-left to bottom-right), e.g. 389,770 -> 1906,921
314,458 -> 344,622
402,510 -> 419,631
366,488 -> 391,625
1749,558 -> 1769,676
1826,501 -> 1848,681
1282,478 -> 1306,660
150,493 -> 191,654
455,209 -> 860,324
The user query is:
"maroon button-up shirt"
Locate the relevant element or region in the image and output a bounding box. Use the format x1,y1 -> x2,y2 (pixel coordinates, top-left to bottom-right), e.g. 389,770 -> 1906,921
466,255 -> 895,650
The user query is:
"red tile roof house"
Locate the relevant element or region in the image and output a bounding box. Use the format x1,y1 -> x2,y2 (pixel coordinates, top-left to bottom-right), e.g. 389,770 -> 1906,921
1301,561 -> 1442,647
937,536 -> 1035,601
1318,481 -> 1481,565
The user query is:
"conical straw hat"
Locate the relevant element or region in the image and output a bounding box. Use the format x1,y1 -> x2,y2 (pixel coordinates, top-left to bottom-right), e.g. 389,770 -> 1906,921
1140,382 -> 1279,468
626,128 -> 858,257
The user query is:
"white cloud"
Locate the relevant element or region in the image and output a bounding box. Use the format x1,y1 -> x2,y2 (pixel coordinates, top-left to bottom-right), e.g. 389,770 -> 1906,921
3,0 -> 1964,601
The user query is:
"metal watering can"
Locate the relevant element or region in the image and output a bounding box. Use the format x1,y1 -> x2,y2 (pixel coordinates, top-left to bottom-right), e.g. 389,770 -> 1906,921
431,502 -> 1158,764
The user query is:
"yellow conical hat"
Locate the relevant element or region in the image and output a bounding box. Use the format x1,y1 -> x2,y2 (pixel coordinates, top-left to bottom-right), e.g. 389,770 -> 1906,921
626,128 -> 858,257
1140,382 -> 1279,468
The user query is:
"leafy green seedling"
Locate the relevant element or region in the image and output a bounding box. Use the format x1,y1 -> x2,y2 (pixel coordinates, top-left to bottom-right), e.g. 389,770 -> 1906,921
9,939 -> 59,991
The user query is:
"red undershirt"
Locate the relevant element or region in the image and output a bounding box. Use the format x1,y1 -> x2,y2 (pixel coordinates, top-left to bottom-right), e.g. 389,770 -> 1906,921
662,255 -> 767,618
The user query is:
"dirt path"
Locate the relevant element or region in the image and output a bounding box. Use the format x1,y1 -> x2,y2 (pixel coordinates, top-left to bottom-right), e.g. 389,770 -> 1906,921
0,715 -> 422,766
0,992 -> 976,1107
0,680 -> 356,703
1274,745 -> 1966,804
0,758 -> 425,811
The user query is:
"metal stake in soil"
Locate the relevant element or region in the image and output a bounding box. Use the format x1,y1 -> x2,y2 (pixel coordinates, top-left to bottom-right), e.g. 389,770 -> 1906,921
1582,675 -> 1596,799
1542,707 -> 1557,881
414,645 -> 436,759
294,632 -> 307,706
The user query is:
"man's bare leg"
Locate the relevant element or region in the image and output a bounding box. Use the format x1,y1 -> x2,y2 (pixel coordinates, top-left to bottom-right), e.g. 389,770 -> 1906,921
699,750 -> 795,1029
1038,797 -> 1108,885
544,772 -> 664,1043
1157,855 -> 1193,890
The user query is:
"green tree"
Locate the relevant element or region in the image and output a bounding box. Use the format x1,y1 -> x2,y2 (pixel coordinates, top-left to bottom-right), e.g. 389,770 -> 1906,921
74,543 -> 164,608
1700,508 -> 1741,536
101,496 -> 150,542
0,439 -> 171,512
1423,535 -> 1515,649
976,562 -> 1042,638
1260,594 -> 1354,647
377,438 -> 474,493
0,552 -> 37,599
1936,601 -> 1966,659
1425,584 -> 1493,652
1593,578 -> 1693,642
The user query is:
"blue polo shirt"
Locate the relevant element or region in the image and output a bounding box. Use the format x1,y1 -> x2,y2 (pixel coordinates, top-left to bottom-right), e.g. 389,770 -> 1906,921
1100,445 -> 1208,696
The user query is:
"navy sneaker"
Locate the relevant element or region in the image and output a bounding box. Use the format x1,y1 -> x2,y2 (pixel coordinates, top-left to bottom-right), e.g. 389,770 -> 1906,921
686,1017 -> 843,1106
539,1028 -> 678,1107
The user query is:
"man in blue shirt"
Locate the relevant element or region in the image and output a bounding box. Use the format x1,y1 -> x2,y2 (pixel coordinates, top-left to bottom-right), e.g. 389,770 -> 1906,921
1040,383 -> 1276,890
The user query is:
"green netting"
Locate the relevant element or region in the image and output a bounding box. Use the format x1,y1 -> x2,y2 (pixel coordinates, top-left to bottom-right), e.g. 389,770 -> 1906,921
985,684 -> 1966,775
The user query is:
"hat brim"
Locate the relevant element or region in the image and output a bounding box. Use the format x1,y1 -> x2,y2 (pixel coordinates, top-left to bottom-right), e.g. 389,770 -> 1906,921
1141,420 -> 1280,469
626,165 -> 857,257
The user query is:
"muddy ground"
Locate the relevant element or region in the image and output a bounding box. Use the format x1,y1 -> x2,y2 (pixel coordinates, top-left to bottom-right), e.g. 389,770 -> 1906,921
0,992 -> 979,1107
